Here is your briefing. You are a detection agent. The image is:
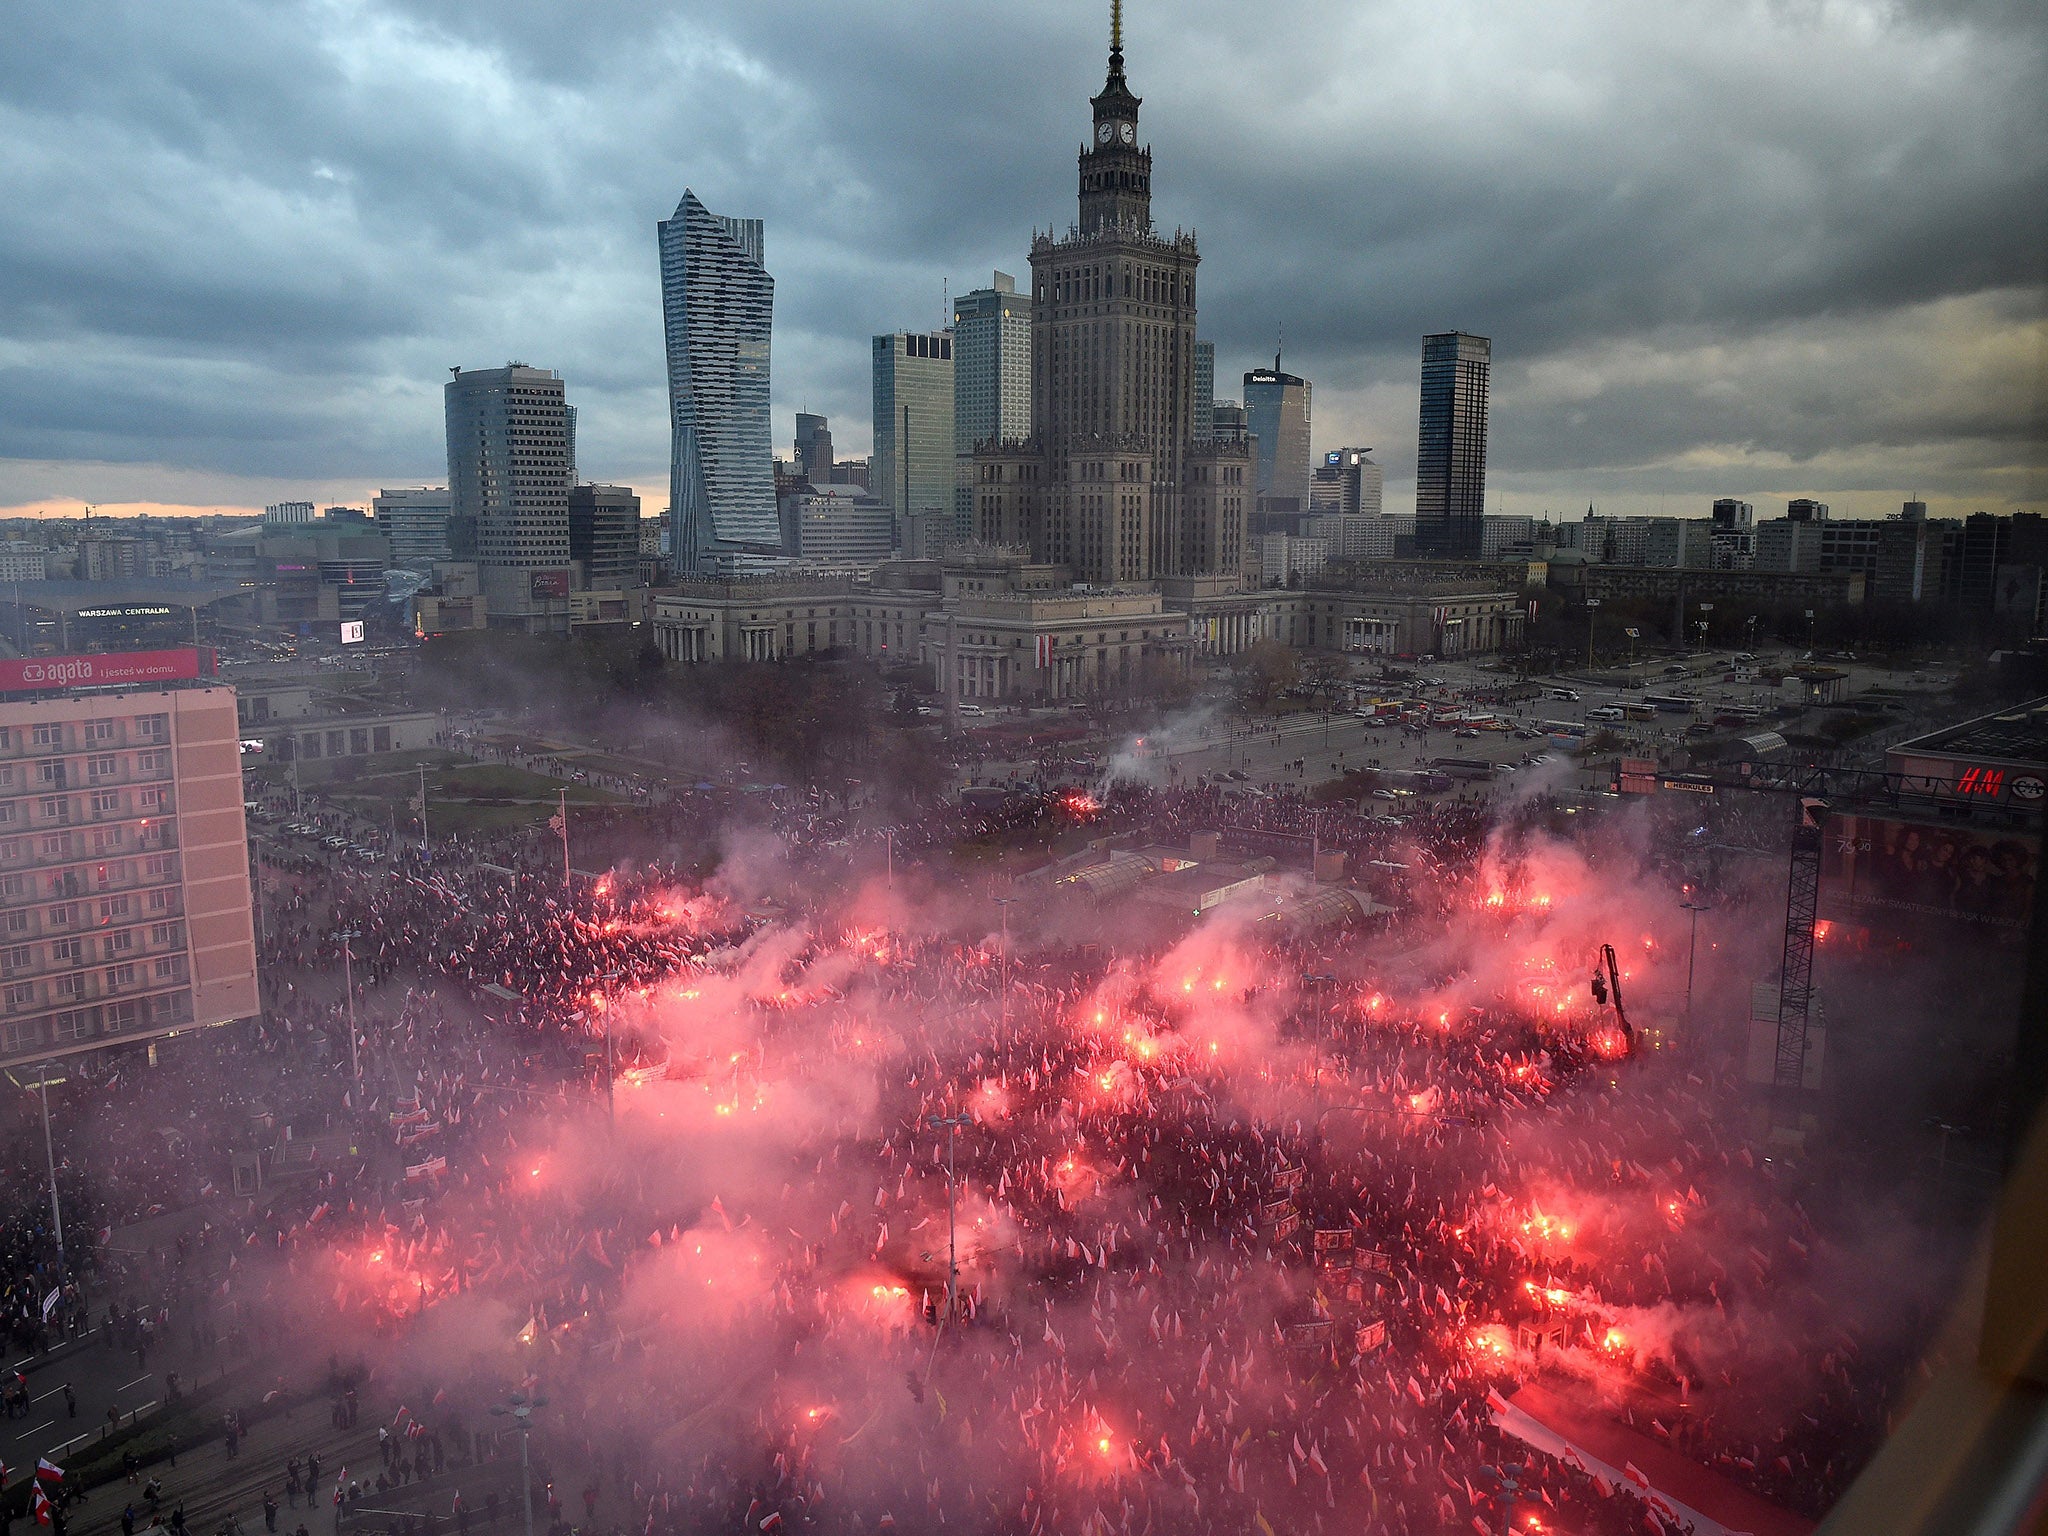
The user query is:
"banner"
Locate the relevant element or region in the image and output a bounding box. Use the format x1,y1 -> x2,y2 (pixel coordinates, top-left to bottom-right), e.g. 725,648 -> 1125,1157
0,648 -> 212,693
1819,812 -> 2038,935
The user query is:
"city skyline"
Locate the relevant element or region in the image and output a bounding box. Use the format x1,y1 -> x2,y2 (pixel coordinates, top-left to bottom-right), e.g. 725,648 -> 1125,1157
0,0 -> 2041,525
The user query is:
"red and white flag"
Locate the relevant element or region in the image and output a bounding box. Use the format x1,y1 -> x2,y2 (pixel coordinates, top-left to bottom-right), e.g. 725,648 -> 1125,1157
1622,1461 -> 1651,1492
33,1484 -> 54,1526
36,1458 -> 63,1484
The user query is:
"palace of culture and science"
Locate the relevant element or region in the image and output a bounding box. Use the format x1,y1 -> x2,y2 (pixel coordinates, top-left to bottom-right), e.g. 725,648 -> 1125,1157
972,7 -> 1255,586
650,8 -> 1525,694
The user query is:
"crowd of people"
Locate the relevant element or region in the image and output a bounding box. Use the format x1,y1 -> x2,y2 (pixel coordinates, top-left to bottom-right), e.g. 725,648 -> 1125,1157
1,767 -> 1980,1536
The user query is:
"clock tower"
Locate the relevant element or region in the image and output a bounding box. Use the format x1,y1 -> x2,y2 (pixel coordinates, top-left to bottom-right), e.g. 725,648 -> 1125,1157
1079,0 -> 1150,236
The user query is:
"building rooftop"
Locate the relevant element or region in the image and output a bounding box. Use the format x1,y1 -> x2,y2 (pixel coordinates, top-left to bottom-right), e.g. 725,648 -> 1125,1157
1889,696 -> 2048,768
1,579 -> 250,612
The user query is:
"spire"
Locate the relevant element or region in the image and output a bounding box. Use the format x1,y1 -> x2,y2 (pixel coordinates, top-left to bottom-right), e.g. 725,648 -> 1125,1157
1111,0 -> 1123,62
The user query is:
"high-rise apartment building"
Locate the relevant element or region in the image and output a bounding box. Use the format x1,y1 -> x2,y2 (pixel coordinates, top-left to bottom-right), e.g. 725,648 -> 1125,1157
264,502 -> 315,525
1243,362 -> 1312,524
659,190 -> 781,572
1192,341 -> 1215,444
952,273 -> 1032,542
1787,498 -> 1830,522
971,14 -> 1253,584
0,651 -> 258,1070
1414,331 -> 1491,560
795,414 -> 834,484
568,484 -> 643,592
373,487 -> 453,567
445,365 -> 573,632
873,331 -> 957,548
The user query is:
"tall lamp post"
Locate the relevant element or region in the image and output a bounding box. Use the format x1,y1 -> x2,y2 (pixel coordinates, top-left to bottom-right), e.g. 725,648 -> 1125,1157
1623,626 -> 1640,682
489,1393 -> 546,1536
1697,600 -> 1714,653
992,897 -> 1015,1046
927,1113 -> 971,1324
601,968 -> 623,1126
21,1064 -> 68,1281
1584,599 -> 1601,671
1680,897 -> 1710,1034
335,929 -> 361,1084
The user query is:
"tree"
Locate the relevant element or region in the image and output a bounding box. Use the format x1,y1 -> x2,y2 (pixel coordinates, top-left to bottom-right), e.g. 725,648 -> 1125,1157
1236,638 -> 1299,707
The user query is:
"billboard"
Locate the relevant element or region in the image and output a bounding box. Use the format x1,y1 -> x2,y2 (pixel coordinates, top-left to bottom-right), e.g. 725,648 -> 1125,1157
0,648 -> 213,693
529,570 -> 571,600
1818,812 -> 2038,938
340,621 -> 365,645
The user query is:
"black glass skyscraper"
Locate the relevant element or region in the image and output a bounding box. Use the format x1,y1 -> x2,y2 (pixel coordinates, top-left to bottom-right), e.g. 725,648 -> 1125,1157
1414,331 -> 1490,559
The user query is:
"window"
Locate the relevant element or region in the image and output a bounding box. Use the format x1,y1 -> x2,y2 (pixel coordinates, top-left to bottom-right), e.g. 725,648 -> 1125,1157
147,991 -> 185,1023
135,750 -> 168,774
150,921 -> 180,946
91,790 -> 119,814
5,945 -> 31,970
88,755 -> 118,780
326,731 -> 344,756
0,873 -> 24,898
84,719 -> 115,743
51,1008 -> 95,1042
153,956 -> 184,981
3,910 -> 27,936
91,827 -> 124,855
99,894 -> 131,922
373,727 -> 391,752
105,999 -> 139,1032
6,982 -> 33,1008
50,936 -> 81,963
301,735 -> 321,759
32,723 -> 61,748
137,787 -> 166,811
136,714 -> 169,742
147,888 -> 174,913
104,929 -> 133,956
40,834 -> 67,858
0,805 -> 13,828
145,854 -> 175,880
0,765 -> 13,788
38,797 -> 66,822
1,1019 -> 41,1054
349,728 -> 369,755
105,963 -> 136,989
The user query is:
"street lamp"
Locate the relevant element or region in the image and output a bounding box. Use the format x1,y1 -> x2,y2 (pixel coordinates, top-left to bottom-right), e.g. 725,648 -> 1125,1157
1697,601 -> 1714,653
1623,627 -> 1640,680
13,1064 -> 69,1285
1804,608 -> 1816,657
1679,898 -> 1709,1033
926,1113 -> 972,1325
601,968 -> 623,1126
1584,599 -> 1601,671
334,929 -> 361,1083
992,897 -> 1016,1045
488,1393 -> 546,1536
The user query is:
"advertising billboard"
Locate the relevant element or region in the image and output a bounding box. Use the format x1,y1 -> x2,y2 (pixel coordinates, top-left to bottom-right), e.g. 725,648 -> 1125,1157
529,570 -> 571,600
1818,812 -> 2038,938
0,648 -> 213,693
340,621 -> 365,645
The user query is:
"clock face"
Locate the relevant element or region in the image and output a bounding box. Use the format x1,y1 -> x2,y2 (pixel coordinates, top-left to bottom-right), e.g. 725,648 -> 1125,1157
1118,121 -> 1135,144
1097,122 -> 1114,144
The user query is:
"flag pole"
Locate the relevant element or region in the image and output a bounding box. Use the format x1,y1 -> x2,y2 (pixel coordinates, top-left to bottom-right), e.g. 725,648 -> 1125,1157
557,789 -> 571,888
418,763 -> 430,849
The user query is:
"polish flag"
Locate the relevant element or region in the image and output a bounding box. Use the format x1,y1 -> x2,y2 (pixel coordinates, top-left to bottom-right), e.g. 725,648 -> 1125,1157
36,1458 -> 63,1484
33,1484 -> 54,1527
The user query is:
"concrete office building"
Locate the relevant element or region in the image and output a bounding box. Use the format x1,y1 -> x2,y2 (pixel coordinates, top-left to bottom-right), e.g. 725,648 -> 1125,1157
1414,331 -> 1491,559
373,487 -> 454,567
0,655 -> 258,1069
952,274 -> 1032,542
970,15 -> 1255,586
568,484 -> 643,593
1309,448 -> 1384,519
445,364 -> 574,632
874,330 -> 957,549
790,487 -> 897,567
264,502 -> 315,526
660,189 -> 782,571
1243,362 -> 1312,525
0,545 -> 49,584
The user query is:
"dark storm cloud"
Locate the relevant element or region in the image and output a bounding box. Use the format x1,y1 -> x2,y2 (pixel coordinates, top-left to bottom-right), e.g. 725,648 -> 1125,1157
0,0 -> 2040,514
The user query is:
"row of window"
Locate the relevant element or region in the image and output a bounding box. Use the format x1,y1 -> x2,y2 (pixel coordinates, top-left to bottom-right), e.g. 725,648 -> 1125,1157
5,953 -> 186,1005
0,856 -> 180,904
0,989 -> 192,1056
0,715 -> 168,756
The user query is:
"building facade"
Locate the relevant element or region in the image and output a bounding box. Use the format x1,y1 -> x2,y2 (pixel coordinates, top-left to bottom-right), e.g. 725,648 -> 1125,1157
1414,331 -> 1491,559
0,662 -> 258,1069
1309,449 -> 1384,519
971,19 -> 1253,586
373,487 -> 453,567
568,484 -> 643,593
445,364 -> 573,632
953,274 -> 1032,543
659,189 -> 781,571
873,330 -> 957,544
1192,341 -> 1215,444
790,488 -> 897,567
795,413 -> 834,483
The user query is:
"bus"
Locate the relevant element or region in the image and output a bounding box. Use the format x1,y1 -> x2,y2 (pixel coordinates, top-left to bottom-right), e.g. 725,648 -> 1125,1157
1623,703 -> 1658,721
1429,757 -> 1499,780
1540,720 -> 1590,738
1641,694 -> 1698,713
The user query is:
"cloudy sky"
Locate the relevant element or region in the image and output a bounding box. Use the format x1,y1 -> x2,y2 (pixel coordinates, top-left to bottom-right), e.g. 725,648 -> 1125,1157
1,0 -> 2043,523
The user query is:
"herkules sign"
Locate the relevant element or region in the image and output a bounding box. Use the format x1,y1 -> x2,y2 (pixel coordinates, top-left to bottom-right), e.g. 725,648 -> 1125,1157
0,648 -> 213,693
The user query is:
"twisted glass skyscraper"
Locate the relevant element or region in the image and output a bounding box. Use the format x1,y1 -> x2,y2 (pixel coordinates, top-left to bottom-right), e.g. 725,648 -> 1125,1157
659,190 -> 780,572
